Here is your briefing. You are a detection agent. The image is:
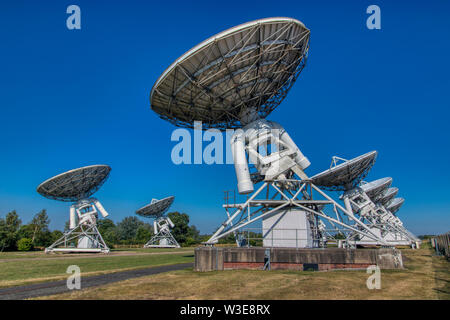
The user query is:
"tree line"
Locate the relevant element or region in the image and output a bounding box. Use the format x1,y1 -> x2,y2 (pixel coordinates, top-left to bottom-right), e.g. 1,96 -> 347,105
0,210 -> 204,251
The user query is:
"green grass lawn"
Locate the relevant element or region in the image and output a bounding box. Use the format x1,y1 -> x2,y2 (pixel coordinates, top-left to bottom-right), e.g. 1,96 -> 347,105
0,251 -> 194,288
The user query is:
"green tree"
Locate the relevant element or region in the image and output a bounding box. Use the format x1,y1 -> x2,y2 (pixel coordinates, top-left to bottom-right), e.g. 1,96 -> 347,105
136,225 -> 152,244
117,217 -> 145,242
167,212 -> 191,244
97,218 -> 119,247
17,224 -> 34,240
29,209 -> 51,246
50,230 -> 64,243
0,211 -> 22,251
17,238 -> 34,251
187,225 -> 201,241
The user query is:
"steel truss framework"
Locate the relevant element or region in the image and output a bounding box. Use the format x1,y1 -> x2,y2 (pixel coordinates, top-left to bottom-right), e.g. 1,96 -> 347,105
144,230 -> 180,248
145,218 -> 180,248
207,179 -> 389,247
345,193 -> 415,246
45,221 -> 109,253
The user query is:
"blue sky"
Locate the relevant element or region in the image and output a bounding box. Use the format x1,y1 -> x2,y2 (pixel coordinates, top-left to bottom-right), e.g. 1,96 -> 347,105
0,0 -> 449,235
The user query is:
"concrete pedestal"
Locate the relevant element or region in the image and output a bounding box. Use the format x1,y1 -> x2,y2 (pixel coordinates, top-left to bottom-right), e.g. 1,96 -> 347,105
195,247 -> 403,272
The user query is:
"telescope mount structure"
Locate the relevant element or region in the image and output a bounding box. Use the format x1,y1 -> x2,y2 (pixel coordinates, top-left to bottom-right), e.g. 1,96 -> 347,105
37,165 -> 111,253
136,196 -> 180,248
150,17 -> 391,249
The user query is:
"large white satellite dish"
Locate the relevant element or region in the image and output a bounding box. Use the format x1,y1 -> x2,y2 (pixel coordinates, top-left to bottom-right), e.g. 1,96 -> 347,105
151,17 -> 310,130
136,196 -> 180,248
37,165 -> 111,253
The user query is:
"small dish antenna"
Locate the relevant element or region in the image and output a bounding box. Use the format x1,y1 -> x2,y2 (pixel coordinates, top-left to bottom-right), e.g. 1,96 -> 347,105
136,196 -> 180,248
378,187 -> 398,207
310,151 -> 378,192
386,197 -> 405,215
37,165 -> 111,253
360,177 -> 392,203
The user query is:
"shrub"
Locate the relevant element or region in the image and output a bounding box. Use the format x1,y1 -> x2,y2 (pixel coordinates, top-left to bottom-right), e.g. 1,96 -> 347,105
17,238 -> 34,251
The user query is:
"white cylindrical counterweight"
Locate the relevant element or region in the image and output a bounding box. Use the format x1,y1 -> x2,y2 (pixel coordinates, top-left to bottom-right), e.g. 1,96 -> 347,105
69,206 -> 77,229
231,131 -> 254,194
93,199 -> 109,218
166,217 -> 175,228
153,221 -> 158,235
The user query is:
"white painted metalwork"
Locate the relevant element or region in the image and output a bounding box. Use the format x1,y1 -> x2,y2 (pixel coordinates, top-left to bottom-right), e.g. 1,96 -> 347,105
379,187 -> 398,207
387,197 -> 405,215
37,165 -> 112,254
360,177 -> 392,203
149,17 -> 402,249
136,197 -> 180,248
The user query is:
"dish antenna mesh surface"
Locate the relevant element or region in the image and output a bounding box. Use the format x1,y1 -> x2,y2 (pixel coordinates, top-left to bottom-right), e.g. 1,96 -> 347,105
310,151 -> 378,191
136,196 -> 175,219
378,187 -> 399,207
150,17 -> 310,130
387,197 -> 405,214
135,196 -> 180,248
37,165 -> 111,202
360,177 -> 393,202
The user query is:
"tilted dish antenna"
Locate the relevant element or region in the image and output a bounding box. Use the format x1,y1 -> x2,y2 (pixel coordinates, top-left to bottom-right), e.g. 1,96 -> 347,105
312,162 -> 412,247
387,197 -> 405,215
378,187 -> 398,207
37,165 -> 111,253
310,151 -> 378,192
150,17 -> 312,194
360,177 -> 393,203
307,151 -> 394,245
136,196 -> 180,248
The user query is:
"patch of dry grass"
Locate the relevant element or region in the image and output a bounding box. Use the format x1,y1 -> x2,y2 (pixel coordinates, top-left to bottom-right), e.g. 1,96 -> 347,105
37,247 -> 449,300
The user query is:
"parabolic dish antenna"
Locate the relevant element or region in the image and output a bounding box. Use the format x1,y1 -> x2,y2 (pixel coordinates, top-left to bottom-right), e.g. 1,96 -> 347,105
379,187 -> 399,207
360,177 -> 392,202
37,165 -> 111,202
135,196 -> 180,248
150,17 -> 310,130
387,197 -> 405,214
310,151 -> 378,191
37,165 -> 112,254
136,196 -> 175,219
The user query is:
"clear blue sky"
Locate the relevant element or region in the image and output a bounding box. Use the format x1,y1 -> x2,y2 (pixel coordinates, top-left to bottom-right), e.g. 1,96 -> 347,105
0,0 -> 449,235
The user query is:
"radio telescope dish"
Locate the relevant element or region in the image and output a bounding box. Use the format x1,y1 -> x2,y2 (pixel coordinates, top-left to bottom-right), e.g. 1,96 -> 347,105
37,165 -> 111,202
150,17 -> 310,130
310,151 -> 377,191
136,196 -> 175,219
37,165 -> 112,254
360,177 -> 392,202
135,196 -> 180,248
387,197 -> 405,214
378,187 -> 399,207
